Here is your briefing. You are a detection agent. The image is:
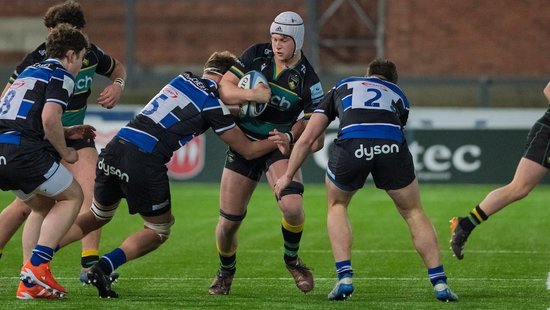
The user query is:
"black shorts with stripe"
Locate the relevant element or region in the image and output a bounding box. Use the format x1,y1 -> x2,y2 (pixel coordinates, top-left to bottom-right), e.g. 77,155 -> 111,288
224,147 -> 288,182
326,138 -> 416,191
523,110 -> 550,169
94,137 -> 171,216
0,144 -> 59,194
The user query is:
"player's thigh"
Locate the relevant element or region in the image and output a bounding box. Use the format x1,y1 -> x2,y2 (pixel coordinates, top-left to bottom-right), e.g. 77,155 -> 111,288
63,146 -> 98,190
220,168 -> 257,215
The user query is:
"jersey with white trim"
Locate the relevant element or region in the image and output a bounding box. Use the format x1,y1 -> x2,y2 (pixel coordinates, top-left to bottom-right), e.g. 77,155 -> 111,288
0,59 -> 73,149
9,42 -> 116,125
229,43 -> 324,139
316,76 -> 409,143
115,72 -> 237,162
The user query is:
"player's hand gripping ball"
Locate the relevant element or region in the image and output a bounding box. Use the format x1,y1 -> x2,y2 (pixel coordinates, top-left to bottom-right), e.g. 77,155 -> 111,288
237,70 -> 269,119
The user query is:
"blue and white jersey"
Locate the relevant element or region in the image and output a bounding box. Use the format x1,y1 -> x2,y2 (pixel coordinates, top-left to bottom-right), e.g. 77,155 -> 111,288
315,76 -> 409,143
116,72 -> 237,162
0,58 -> 73,147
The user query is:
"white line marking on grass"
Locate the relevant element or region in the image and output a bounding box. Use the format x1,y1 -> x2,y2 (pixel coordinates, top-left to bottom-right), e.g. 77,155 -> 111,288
547,272 -> 550,290
241,249 -> 550,255
0,276 -> 545,282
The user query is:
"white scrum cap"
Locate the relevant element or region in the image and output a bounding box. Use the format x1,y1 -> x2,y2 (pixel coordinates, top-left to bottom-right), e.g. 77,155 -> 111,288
270,11 -> 304,57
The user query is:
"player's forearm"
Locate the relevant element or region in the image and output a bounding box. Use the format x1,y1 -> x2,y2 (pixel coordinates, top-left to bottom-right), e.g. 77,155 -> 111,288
1,83 -> 11,98
285,141 -> 311,179
44,115 -> 69,157
239,139 -> 276,160
110,59 -> 127,90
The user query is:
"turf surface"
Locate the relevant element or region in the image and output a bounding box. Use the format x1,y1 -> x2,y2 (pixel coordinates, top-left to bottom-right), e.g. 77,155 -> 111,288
0,183 -> 548,309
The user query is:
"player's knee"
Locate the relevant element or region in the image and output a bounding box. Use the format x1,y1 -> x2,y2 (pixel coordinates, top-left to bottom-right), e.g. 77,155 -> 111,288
144,215 -> 175,244
90,200 -> 117,222
218,209 -> 246,234
278,181 -> 304,198
219,209 -> 247,222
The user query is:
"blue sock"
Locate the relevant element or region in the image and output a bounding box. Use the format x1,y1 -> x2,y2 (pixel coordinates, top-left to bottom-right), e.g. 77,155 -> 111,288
335,260 -> 353,280
98,248 -> 127,274
428,265 -> 447,286
30,245 -> 54,266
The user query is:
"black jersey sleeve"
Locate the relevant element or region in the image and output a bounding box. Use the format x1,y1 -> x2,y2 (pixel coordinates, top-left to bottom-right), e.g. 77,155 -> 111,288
89,44 -> 116,78
9,43 -> 47,83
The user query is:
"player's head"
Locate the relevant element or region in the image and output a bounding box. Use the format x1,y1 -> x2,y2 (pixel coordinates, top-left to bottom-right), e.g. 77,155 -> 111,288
46,23 -> 89,59
270,11 -> 304,57
44,0 -> 86,30
203,51 -> 237,77
366,59 -> 398,83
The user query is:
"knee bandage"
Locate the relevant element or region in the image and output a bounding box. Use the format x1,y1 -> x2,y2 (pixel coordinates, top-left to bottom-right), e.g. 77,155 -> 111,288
90,200 -> 118,221
219,209 -> 247,222
279,181 -> 304,198
144,215 -> 175,242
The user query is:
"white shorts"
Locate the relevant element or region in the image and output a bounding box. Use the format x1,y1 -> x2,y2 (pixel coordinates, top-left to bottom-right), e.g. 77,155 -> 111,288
14,162 -> 74,202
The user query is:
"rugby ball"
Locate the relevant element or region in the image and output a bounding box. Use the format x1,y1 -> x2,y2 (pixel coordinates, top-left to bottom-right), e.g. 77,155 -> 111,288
237,70 -> 269,119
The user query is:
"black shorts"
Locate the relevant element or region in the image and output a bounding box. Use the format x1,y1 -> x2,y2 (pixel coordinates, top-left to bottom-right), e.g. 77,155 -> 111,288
327,138 -> 416,191
224,148 -> 288,182
523,116 -> 550,169
94,137 -> 171,216
0,144 -> 59,193
66,137 -> 95,150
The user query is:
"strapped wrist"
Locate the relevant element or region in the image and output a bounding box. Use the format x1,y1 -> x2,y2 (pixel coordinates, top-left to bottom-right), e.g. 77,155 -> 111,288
285,131 -> 294,144
114,77 -> 125,90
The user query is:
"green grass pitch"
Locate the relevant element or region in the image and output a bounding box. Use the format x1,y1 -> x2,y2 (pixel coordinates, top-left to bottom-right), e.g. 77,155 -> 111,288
0,183 -> 548,309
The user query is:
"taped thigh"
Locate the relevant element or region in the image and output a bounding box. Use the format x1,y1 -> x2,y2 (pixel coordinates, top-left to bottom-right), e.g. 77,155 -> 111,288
90,199 -> 118,221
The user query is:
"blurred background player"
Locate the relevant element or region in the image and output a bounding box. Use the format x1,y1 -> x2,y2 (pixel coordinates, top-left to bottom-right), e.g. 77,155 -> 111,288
0,0 -> 126,283
450,80 -> 550,259
0,23 -> 90,299
273,59 -> 458,302
55,51 -> 280,298
208,11 -> 325,295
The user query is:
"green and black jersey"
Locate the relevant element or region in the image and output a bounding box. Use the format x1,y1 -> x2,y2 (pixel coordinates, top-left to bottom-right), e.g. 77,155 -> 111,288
229,43 -> 324,140
9,42 -> 116,126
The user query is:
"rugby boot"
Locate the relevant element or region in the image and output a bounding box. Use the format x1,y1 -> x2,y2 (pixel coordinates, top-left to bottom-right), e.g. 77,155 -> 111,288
208,268 -> 235,295
327,277 -> 354,301
87,265 -> 118,298
16,280 -> 62,300
80,268 -> 119,285
434,281 -> 459,302
450,217 -> 471,260
20,260 -> 66,296
285,257 -> 314,293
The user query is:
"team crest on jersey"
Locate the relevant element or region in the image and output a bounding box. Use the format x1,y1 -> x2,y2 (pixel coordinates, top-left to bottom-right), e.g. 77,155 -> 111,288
288,73 -> 300,90
82,58 -> 89,66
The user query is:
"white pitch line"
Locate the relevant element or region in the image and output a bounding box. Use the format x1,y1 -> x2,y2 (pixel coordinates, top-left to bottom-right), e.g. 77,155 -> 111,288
0,276 -> 545,282
241,249 -> 550,254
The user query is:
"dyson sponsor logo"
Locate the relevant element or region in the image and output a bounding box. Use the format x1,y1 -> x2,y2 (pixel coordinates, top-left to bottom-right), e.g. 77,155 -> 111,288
354,143 -> 399,160
97,158 -> 129,182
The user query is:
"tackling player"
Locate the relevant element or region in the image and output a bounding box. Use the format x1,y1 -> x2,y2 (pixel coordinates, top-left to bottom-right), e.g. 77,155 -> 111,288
56,51 -> 279,298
